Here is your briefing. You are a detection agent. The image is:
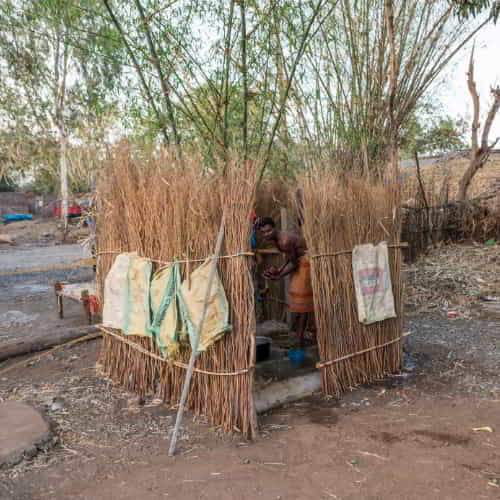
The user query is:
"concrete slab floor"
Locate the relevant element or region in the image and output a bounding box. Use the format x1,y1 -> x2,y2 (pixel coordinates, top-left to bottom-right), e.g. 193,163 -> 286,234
0,401 -> 51,468
255,345 -> 320,381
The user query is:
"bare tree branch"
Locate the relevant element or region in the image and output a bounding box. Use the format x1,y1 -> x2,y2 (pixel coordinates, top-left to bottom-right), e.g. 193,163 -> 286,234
481,87 -> 500,150
467,44 -> 480,157
102,0 -> 170,144
134,0 -> 181,148
459,50 -> 500,200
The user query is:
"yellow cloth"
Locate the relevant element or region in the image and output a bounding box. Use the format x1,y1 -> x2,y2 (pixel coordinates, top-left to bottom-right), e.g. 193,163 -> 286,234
125,256 -> 152,336
180,259 -> 231,352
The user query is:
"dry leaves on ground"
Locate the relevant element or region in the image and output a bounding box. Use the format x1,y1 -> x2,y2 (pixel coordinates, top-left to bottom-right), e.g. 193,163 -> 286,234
404,243 -> 500,317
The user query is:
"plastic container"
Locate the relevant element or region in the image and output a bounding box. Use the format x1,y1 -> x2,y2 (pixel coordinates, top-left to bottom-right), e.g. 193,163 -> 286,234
1,214 -> 33,222
52,203 -> 82,218
288,349 -> 306,365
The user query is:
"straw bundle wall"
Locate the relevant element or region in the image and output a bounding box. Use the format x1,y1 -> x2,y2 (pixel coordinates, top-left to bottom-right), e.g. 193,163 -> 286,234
96,146 -> 257,437
299,172 -> 403,395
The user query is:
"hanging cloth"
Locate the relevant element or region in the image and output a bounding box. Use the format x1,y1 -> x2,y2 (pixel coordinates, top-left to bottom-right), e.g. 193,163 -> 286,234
124,256 -> 152,336
149,260 -> 231,358
180,259 -> 232,353
103,254 -> 232,359
150,263 -> 194,359
103,252 -> 136,331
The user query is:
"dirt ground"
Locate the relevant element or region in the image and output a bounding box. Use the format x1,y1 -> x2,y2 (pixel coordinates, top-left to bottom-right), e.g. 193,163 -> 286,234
0,242 -> 95,344
0,217 -> 91,246
1,323 -> 499,500
0,236 -> 499,500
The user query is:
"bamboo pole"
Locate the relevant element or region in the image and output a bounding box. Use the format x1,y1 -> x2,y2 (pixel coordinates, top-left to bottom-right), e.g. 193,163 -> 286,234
281,207 -> 292,328
168,214 -> 226,456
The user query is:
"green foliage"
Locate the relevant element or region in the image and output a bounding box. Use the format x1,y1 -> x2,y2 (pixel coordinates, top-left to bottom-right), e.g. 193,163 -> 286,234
0,0 -> 493,181
292,0 -> 488,171
20,160 -> 92,195
450,0 -> 500,22
0,126 -> 58,182
419,116 -> 468,153
0,0 -> 122,191
402,112 -> 468,155
22,168 -> 59,196
102,0 -> 332,172
0,175 -> 17,192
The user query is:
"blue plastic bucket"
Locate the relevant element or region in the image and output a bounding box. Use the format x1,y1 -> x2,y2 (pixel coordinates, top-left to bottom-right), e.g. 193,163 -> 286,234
288,349 -> 305,365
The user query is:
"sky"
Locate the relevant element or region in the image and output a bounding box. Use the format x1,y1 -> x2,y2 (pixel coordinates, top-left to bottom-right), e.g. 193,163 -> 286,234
440,21 -> 500,143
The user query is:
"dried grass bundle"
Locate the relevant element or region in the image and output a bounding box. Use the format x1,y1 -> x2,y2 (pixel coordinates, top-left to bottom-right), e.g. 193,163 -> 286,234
96,145 -> 258,437
299,171 -> 403,395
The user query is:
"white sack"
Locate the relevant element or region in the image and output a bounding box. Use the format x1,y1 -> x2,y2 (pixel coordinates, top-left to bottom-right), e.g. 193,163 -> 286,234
352,242 -> 396,325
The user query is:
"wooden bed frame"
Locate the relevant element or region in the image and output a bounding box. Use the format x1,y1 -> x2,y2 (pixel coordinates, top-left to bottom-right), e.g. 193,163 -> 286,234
54,281 -> 98,324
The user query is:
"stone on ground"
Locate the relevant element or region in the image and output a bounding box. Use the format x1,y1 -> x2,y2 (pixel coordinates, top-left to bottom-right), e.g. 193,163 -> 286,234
0,402 -> 51,467
0,234 -> 13,244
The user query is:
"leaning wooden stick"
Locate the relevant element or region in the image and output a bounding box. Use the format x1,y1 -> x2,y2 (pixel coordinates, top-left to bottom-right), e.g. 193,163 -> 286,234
168,213 -> 226,456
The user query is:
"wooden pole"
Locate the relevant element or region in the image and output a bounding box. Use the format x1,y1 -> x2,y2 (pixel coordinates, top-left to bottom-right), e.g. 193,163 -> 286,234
81,290 -> 92,325
0,326 -> 99,362
55,282 -> 64,319
281,208 -> 292,328
168,214 -> 226,456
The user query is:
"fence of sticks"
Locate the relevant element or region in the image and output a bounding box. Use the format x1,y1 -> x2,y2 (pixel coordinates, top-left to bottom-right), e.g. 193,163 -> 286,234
401,164 -> 500,261
96,145 -> 404,438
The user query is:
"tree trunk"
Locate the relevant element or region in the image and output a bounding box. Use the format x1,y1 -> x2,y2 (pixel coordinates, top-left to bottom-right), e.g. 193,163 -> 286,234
274,11 -> 289,172
240,0 -> 248,160
0,326 -> 99,362
457,153 -> 487,200
458,49 -> 500,200
384,0 -> 399,178
60,129 -> 69,230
